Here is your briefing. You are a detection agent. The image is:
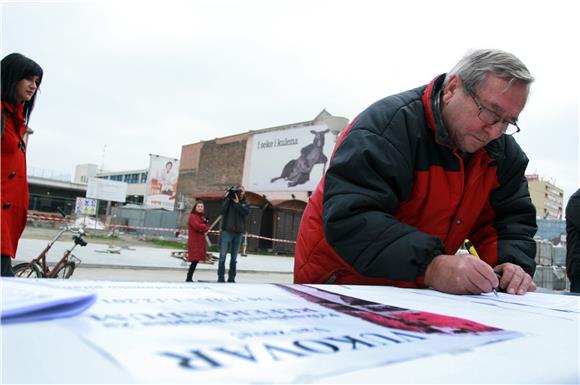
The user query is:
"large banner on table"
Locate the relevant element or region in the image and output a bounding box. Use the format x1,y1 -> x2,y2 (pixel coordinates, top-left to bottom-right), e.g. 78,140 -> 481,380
144,154 -> 180,211
36,281 -> 520,383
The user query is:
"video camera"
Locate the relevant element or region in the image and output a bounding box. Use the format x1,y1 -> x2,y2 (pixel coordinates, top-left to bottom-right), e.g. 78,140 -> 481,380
225,186 -> 243,200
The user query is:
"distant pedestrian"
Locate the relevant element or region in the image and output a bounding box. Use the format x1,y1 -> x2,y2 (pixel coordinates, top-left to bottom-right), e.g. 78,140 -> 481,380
186,201 -> 209,282
1,53 -> 43,277
566,189 -> 580,293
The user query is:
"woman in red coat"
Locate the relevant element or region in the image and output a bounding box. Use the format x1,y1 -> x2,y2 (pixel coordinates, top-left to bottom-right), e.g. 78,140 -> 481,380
186,201 -> 210,282
1,53 -> 43,277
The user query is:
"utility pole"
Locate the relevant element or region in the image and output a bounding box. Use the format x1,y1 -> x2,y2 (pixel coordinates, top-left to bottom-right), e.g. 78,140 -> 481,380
100,144 -> 107,172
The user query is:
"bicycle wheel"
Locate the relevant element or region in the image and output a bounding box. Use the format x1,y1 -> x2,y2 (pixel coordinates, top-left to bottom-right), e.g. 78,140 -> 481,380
13,262 -> 42,278
53,261 -> 76,279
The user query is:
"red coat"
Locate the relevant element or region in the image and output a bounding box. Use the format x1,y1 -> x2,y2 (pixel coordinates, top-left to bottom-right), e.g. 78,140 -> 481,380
187,212 -> 209,262
1,101 -> 29,258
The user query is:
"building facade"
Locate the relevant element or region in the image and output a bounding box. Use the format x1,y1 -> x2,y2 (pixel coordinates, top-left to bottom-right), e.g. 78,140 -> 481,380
96,169 -> 148,205
74,163 -> 148,205
28,176 -> 87,214
526,174 -> 564,220
177,110 -> 349,254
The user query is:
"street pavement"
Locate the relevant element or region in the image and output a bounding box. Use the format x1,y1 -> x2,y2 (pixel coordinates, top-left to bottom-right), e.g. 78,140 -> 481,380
14,237 -> 295,282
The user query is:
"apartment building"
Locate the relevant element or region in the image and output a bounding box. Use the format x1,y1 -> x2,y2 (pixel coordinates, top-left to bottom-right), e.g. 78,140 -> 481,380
526,174 -> 564,220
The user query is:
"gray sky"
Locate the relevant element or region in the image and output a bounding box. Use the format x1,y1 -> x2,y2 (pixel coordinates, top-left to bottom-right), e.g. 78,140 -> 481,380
2,0 -> 579,203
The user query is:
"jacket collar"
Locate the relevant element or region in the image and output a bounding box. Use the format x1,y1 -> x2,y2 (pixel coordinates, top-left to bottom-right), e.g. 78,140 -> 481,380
1,100 -> 24,119
422,74 -> 505,161
1,101 -> 27,145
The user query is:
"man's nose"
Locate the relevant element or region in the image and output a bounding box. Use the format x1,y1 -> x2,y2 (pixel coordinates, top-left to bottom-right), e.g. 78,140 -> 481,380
483,122 -> 505,139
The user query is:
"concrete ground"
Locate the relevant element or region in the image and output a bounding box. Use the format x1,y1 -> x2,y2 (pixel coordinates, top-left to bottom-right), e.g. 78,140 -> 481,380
15,226 -> 294,283
70,267 -> 293,283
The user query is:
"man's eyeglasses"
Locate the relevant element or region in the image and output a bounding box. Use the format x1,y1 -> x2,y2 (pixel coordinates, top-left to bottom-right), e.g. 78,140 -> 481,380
466,89 -> 520,135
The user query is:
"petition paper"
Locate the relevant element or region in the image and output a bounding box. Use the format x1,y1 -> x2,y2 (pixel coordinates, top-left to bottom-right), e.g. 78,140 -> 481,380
40,281 -> 520,383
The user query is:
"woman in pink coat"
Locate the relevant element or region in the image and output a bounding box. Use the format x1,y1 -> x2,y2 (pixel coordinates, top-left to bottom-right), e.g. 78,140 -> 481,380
186,201 -> 209,282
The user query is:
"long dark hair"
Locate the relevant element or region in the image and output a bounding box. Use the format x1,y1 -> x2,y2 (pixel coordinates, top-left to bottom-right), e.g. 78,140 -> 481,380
191,201 -> 205,214
1,53 -> 44,124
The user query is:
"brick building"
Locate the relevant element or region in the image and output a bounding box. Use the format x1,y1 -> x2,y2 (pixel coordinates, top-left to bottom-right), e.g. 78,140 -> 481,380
176,110 -> 349,254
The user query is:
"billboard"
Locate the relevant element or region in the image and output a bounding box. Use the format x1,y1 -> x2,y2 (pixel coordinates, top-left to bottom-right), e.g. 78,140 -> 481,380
86,177 -> 128,203
247,124 -> 333,192
144,154 -> 180,210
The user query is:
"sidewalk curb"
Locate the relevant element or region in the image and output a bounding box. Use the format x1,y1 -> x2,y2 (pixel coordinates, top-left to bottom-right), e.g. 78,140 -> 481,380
77,264 -> 293,275
12,260 -> 293,275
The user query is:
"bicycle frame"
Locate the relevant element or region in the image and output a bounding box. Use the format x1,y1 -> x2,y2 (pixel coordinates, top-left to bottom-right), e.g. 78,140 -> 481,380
19,226 -> 86,278
34,227 -> 70,276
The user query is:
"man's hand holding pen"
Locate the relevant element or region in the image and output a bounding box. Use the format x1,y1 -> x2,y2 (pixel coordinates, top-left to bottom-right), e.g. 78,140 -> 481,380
425,240 -> 536,296
424,253 -> 500,295
465,239 -> 536,295
464,240 -> 499,296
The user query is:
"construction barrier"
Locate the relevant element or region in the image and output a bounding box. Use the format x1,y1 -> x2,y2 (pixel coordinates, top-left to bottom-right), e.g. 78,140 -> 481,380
26,212 -> 296,244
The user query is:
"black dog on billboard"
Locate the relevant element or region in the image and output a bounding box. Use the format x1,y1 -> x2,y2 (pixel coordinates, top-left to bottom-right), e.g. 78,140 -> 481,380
270,128 -> 330,187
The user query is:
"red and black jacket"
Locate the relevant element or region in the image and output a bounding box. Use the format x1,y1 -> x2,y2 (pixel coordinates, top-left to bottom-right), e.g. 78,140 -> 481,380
294,74 -> 537,286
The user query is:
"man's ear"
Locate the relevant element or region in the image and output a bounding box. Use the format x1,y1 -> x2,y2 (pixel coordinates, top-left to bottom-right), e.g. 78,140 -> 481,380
442,75 -> 460,104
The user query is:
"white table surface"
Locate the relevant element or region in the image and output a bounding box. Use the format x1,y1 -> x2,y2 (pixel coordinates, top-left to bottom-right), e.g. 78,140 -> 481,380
2,281 -> 578,384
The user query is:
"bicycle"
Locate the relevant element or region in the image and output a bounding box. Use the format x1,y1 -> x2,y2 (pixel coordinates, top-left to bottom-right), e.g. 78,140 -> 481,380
13,224 -> 88,279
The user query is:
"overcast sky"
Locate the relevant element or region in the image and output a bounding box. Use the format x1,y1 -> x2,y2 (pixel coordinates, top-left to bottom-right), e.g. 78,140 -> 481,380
2,0 -> 578,203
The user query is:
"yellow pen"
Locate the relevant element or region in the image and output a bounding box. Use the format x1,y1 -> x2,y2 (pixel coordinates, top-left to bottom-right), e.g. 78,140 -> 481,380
464,239 -> 499,296
464,239 -> 480,258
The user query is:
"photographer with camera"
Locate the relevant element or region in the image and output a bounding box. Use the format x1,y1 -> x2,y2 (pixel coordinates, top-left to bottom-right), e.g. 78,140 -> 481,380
218,185 -> 250,282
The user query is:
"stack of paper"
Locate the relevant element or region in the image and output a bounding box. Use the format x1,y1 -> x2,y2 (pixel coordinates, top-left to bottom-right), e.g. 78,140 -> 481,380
1,278 -> 97,324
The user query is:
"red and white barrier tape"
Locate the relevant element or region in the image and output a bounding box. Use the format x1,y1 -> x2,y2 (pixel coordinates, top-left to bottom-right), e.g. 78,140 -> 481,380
27,213 -> 296,244
27,214 -> 69,223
